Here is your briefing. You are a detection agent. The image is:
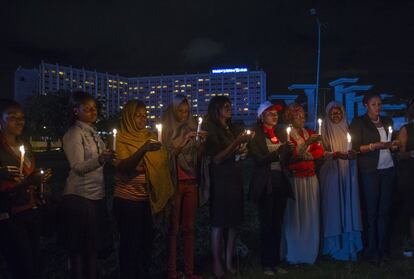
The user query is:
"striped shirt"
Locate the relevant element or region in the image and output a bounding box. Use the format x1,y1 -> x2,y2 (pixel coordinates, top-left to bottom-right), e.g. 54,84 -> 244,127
114,171 -> 149,201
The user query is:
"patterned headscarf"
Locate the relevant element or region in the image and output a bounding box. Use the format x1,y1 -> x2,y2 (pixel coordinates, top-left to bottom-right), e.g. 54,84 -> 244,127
161,95 -> 198,186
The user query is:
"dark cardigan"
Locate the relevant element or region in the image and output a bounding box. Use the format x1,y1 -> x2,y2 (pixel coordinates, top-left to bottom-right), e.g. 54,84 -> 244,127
248,123 -> 292,202
349,114 -> 394,174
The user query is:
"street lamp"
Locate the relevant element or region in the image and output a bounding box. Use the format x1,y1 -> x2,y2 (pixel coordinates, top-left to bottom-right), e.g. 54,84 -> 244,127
310,8 -> 321,130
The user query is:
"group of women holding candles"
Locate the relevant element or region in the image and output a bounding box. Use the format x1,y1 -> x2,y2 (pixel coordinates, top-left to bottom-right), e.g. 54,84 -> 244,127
0,90 -> 413,279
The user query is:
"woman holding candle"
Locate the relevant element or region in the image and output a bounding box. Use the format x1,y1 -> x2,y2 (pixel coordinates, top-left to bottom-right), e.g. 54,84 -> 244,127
205,96 -> 252,278
113,100 -> 174,279
349,93 -> 399,262
161,94 -> 207,279
248,101 -> 293,275
397,98 -> 414,256
282,103 -> 324,264
0,99 -> 51,279
319,101 -> 363,261
59,91 -> 115,279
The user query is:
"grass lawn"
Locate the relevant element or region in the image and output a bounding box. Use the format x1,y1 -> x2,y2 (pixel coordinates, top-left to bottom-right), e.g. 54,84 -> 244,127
0,151 -> 413,278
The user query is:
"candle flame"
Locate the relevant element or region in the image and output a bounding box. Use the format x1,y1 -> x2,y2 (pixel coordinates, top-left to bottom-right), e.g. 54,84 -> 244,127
246,129 -> 251,135
40,169 -> 44,175
19,145 -> 25,154
347,132 -> 352,143
112,128 -> 117,135
198,117 -> 203,124
388,126 -> 393,133
156,124 -> 162,131
318,118 -> 322,125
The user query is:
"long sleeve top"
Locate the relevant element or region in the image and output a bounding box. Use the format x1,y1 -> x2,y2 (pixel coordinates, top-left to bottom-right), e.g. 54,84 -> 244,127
63,121 -> 106,200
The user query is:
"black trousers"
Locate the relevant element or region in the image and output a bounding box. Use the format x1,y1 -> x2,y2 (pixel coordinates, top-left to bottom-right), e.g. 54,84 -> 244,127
113,198 -> 154,279
257,172 -> 287,268
0,209 -> 41,279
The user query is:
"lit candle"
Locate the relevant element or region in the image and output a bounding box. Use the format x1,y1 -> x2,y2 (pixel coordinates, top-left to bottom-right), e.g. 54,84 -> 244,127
347,132 -> 352,151
19,145 -> 25,175
156,124 -> 163,142
286,126 -> 292,141
112,129 -> 117,151
318,118 -> 322,135
40,169 -> 44,194
196,117 -> 203,141
236,129 -> 251,162
387,126 -> 393,142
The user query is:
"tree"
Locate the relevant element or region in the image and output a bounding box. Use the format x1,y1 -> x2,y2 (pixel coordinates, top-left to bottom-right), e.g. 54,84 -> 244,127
24,90 -> 71,150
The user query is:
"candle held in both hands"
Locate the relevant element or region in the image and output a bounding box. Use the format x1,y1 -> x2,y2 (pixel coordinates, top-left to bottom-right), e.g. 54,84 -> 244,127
19,145 -> 25,175
112,129 -> 117,151
286,126 -> 292,141
318,118 -> 322,135
347,132 -> 352,151
387,126 -> 393,142
196,117 -> 203,141
156,124 -> 163,143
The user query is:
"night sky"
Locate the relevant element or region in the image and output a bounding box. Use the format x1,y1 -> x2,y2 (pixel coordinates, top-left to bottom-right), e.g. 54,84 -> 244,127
1,0 -> 413,100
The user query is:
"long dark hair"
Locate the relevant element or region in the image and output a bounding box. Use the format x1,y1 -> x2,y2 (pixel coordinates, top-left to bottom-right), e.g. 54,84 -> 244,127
69,91 -> 96,124
206,96 -> 232,128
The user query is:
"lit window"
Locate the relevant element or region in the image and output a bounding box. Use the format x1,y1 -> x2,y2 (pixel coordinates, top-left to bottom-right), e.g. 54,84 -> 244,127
198,79 -> 204,82
59,71 -> 64,75
243,108 -> 249,111
198,89 -> 204,92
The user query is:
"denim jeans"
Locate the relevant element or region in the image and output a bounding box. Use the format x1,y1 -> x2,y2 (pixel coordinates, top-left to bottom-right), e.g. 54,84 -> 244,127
361,167 -> 396,259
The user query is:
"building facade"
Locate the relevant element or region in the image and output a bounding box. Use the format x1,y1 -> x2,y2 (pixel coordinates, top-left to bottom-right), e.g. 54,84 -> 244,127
15,62 -> 266,125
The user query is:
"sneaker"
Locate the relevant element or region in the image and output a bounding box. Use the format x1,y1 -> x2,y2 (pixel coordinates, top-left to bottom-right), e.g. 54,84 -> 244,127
403,238 -> 413,258
263,267 -> 275,276
275,266 -> 288,274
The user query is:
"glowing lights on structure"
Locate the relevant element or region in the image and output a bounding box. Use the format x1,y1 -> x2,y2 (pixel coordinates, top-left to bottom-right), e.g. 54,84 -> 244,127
211,67 -> 248,74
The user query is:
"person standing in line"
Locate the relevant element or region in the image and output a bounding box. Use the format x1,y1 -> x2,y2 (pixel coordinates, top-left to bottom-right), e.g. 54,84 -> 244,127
282,103 -> 324,264
320,101 -> 363,261
162,95 -> 207,279
397,98 -> 414,256
349,93 -> 399,263
204,96 -> 253,278
59,92 -> 114,279
0,99 -> 52,279
113,100 -> 174,279
248,101 -> 293,275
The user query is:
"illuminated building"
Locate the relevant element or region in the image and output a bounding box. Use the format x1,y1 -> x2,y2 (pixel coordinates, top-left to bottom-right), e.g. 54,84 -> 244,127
15,62 -> 266,125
